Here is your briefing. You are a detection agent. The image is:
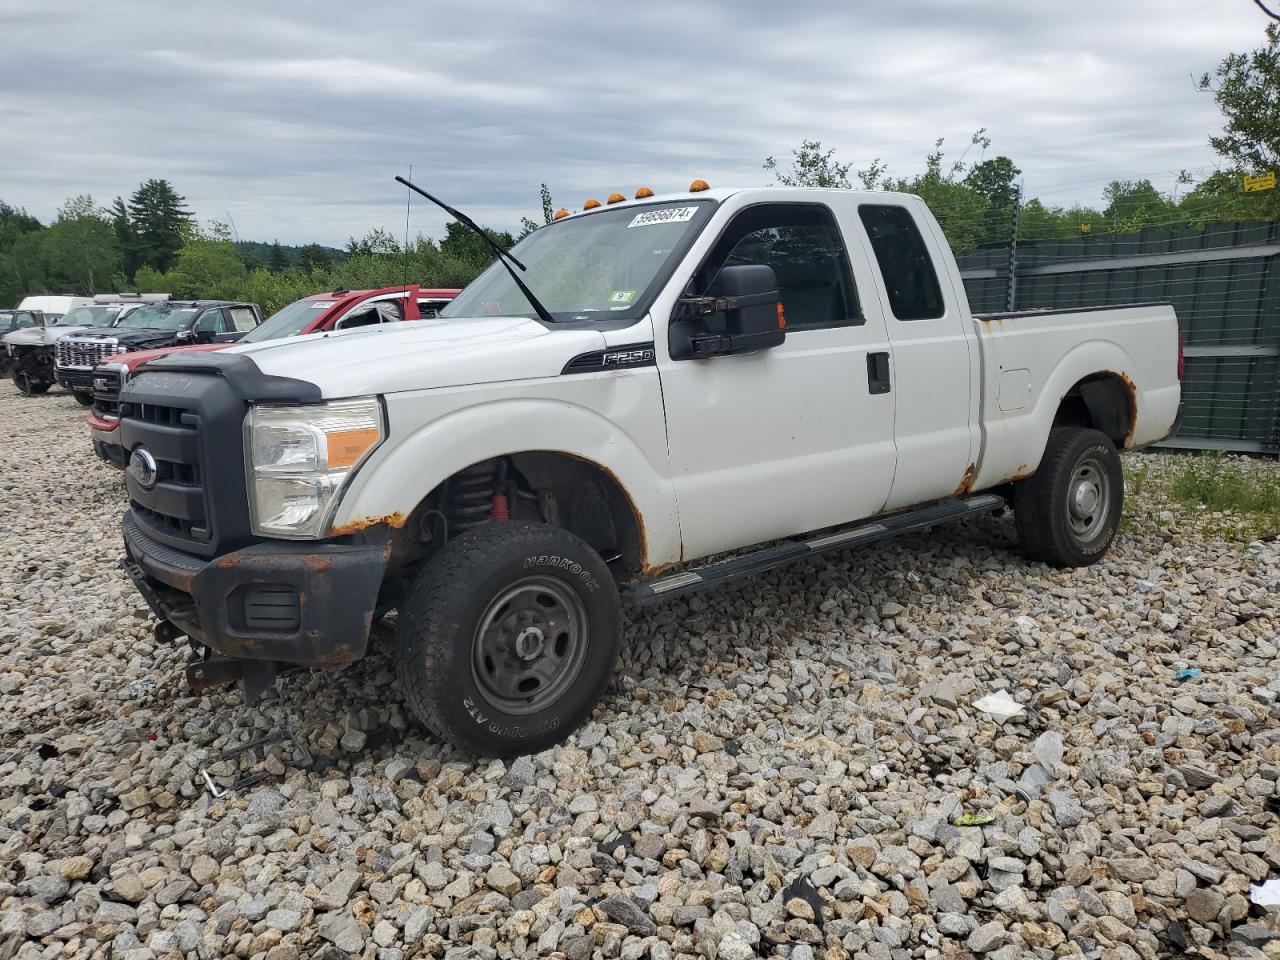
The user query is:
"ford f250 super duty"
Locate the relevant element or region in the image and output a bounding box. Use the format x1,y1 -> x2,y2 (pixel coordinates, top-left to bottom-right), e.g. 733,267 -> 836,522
117,184 -> 1182,757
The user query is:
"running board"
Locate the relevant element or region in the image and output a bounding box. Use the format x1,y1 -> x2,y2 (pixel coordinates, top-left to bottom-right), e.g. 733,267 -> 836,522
626,494 -> 1005,605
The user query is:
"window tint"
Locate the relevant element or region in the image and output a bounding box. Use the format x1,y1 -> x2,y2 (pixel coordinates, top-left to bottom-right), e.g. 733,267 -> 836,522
858,205 -> 944,321
194,309 -> 225,333
228,307 -> 258,331
697,204 -> 860,330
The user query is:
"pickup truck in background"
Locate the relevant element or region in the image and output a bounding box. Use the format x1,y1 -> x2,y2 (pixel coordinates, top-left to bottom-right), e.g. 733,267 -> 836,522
55,300 -> 262,406
4,295 -> 165,395
88,285 -> 459,465
117,185 -> 1181,757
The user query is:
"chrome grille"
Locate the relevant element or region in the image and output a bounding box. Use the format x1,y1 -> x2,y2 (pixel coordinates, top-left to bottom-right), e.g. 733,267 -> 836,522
91,367 -> 123,419
56,337 -> 119,370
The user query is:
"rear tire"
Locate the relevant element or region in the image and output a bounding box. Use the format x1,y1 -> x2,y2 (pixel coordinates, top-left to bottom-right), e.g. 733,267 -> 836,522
396,522 -> 620,757
1014,427 -> 1123,567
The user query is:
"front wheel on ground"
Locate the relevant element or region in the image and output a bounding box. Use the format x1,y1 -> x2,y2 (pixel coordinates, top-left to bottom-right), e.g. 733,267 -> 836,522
396,521 -> 621,757
1014,427 -> 1124,567
11,370 -> 51,396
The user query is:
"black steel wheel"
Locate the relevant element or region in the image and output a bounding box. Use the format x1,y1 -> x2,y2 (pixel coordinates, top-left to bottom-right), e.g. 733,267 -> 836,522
1014,427 -> 1123,567
396,522 -> 620,756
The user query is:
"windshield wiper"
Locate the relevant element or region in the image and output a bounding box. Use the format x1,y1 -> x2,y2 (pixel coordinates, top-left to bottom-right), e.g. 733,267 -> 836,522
395,175 -> 557,325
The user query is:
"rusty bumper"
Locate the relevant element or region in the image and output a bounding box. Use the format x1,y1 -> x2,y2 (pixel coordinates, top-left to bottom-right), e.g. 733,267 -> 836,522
122,512 -> 389,668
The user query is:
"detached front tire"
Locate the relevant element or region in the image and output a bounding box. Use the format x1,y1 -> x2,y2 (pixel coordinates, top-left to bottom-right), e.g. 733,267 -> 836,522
11,370 -> 50,396
1014,427 -> 1123,567
396,522 -> 620,757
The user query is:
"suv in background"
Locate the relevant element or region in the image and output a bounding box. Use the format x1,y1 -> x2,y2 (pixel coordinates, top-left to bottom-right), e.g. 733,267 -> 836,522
87,286 -> 458,465
56,300 -> 261,405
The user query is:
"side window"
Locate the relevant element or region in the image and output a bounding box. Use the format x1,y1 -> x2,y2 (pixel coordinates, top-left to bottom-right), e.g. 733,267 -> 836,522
858,205 -> 944,321
417,299 -> 448,318
15,312 -> 36,328
194,309 -> 225,333
695,204 -> 860,331
228,307 -> 258,331
337,299 -> 403,329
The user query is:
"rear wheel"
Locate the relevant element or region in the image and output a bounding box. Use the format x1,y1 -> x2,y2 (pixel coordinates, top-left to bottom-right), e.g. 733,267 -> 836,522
396,522 -> 620,757
1014,427 -> 1123,567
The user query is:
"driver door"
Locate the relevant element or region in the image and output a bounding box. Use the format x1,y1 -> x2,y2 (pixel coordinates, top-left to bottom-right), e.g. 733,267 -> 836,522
656,200 -> 898,561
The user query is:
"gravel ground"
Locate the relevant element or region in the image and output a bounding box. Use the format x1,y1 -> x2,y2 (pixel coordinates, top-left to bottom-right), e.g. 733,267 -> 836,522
1,388 -> 1278,960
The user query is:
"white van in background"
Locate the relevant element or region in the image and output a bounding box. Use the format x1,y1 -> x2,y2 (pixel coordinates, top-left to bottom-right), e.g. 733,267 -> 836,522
15,293 -> 169,319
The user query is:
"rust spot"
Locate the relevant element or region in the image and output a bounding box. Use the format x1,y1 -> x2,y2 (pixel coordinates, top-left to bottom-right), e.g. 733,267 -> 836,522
329,512 -> 408,537
953,463 -> 977,496
303,555 -> 333,573
1116,370 -> 1138,448
304,644 -> 361,669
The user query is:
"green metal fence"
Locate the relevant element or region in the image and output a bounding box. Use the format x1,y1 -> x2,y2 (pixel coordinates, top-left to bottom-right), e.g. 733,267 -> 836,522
955,221 -> 1280,455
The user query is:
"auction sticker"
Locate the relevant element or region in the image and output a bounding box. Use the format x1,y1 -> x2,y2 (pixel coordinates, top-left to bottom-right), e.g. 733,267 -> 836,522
628,206 -> 698,228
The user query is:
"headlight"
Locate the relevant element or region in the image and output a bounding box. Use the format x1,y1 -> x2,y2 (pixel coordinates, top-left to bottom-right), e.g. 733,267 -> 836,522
245,397 -> 385,538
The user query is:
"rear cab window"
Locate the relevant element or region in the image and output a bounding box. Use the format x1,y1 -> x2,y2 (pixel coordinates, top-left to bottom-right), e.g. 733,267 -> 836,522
858,204 -> 944,321
228,307 -> 259,331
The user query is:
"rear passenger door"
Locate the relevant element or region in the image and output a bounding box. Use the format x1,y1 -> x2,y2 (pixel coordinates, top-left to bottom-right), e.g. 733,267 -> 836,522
658,201 -> 898,560
856,203 -> 979,509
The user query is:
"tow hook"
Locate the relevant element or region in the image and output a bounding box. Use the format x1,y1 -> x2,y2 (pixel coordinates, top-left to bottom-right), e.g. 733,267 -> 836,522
186,656 -> 278,703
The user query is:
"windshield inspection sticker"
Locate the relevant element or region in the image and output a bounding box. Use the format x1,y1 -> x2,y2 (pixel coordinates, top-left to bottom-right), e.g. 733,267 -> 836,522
628,206 -> 698,228
609,290 -> 636,305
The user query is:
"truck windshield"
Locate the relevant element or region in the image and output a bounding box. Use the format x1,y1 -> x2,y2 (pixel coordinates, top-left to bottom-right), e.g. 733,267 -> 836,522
116,306 -> 198,330
241,299 -> 335,343
442,199 -> 715,322
63,305 -> 124,327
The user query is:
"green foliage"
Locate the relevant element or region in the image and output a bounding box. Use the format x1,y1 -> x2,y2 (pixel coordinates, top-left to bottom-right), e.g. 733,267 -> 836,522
127,179 -> 192,273
1171,451 -> 1280,517
1200,23 -> 1280,172
763,139 -> 853,188
267,241 -> 288,273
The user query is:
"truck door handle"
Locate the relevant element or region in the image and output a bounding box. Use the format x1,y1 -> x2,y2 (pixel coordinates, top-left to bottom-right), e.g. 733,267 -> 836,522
867,352 -> 891,394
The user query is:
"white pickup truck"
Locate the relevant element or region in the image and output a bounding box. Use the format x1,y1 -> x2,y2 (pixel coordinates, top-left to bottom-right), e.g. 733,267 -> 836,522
117,185 -> 1181,756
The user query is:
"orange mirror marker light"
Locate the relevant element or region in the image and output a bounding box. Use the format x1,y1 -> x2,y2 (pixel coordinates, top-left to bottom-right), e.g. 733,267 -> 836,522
583,198 -> 601,209
606,192 -> 625,204
689,179 -> 710,192
553,208 -> 569,220
635,186 -> 654,199
777,303 -> 787,329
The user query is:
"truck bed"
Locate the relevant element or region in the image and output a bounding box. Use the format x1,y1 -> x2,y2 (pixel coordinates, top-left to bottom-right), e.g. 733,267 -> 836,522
971,301 -> 1181,491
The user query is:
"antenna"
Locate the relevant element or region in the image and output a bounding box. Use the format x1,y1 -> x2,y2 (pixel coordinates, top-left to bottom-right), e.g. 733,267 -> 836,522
225,210 -> 240,244
402,163 -> 412,292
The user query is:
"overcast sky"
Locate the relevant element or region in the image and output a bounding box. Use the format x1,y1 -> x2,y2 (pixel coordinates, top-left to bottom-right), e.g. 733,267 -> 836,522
0,0 -> 1269,246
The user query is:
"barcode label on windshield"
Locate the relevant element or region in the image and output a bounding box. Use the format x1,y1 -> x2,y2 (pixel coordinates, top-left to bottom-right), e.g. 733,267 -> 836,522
627,207 -> 698,228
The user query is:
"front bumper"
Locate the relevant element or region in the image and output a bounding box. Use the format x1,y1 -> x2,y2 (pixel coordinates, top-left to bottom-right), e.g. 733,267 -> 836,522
121,512 -> 390,667
87,413 -> 125,467
56,367 -> 96,392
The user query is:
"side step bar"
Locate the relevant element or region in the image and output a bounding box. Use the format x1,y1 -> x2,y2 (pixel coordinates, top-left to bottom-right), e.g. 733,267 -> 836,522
626,494 -> 1005,605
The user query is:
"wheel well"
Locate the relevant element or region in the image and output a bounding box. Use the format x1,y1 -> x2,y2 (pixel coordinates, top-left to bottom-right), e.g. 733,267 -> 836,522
1053,373 -> 1135,448
390,452 -> 646,582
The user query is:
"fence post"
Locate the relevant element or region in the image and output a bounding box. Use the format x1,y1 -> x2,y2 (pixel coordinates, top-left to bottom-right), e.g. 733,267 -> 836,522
1005,184 -> 1022,312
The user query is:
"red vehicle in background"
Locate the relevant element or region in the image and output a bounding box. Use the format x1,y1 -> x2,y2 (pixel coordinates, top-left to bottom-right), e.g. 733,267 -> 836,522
88,285 -> 459,465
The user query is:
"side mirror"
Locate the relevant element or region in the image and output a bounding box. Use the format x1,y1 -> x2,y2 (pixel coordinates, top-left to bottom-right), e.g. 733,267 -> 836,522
175,329 -> 194,342
191,329 -> 214,344
670,264 -> 785,360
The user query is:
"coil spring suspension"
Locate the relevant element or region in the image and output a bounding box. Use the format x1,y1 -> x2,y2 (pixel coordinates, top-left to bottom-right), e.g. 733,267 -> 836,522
449,461 -> 497,533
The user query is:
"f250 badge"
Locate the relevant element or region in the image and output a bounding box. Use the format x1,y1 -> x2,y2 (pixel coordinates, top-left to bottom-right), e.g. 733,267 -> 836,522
603,348 -> 655,366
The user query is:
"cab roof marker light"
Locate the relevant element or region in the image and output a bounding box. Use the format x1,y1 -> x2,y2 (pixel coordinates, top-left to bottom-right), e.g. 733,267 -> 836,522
689,179 -> 710,192
553,208 -> 570,220
606,192 -> 625,204
583,198 -> 601,210
635,186 -> 654,199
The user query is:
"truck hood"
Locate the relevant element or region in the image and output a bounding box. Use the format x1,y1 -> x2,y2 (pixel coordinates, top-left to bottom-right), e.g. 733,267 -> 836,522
114,342 -> 231,372
2,325 -> 93,348
222,315 -> 610,397
68,327 -> 184,351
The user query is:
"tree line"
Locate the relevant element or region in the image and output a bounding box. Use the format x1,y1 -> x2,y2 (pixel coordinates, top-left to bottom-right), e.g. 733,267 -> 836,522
3,13 -> 1278,314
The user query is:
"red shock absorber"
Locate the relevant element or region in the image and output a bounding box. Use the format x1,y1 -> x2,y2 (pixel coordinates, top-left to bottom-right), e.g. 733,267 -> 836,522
490,492 -> 510,521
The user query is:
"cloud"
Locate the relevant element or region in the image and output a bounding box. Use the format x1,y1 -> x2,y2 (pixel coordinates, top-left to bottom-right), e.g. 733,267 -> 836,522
0,0 -> 1267,245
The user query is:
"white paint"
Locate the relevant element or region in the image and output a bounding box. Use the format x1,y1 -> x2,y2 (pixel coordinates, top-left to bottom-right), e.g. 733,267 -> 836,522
233,186 -> 1180,571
